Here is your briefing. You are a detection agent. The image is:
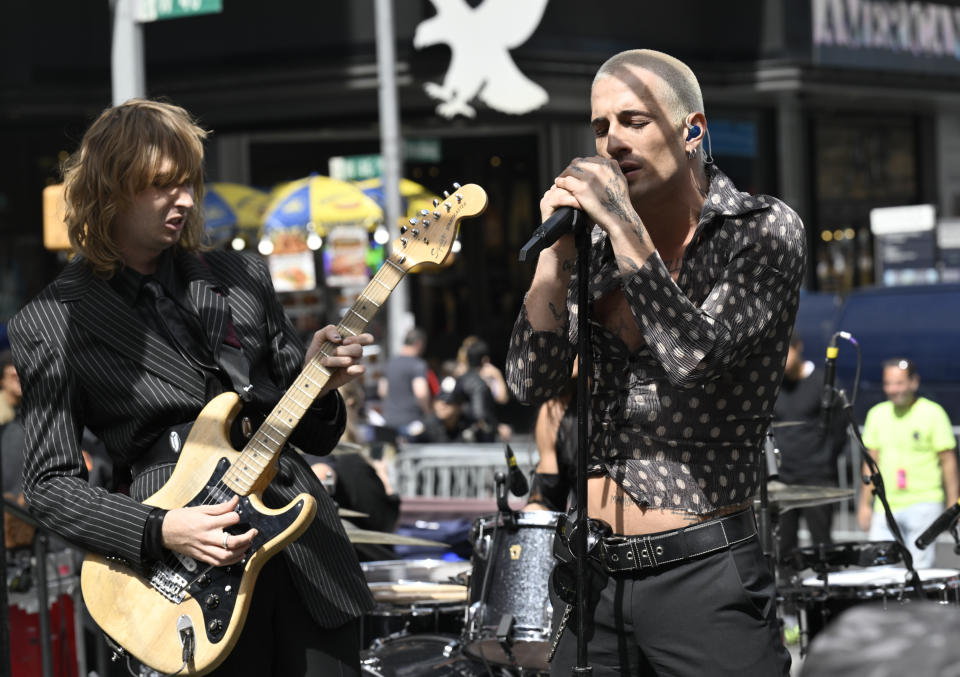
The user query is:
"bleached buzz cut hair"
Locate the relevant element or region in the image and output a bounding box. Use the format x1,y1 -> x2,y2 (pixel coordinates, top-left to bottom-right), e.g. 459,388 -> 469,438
593,49 -> 704,126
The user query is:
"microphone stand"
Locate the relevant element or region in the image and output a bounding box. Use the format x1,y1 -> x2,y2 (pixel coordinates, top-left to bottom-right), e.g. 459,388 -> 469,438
834,387 -> 924,599
572,220 -> 592,676
517,210 -> 591,674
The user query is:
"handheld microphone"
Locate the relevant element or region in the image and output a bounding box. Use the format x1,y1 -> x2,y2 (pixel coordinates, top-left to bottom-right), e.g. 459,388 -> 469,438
504,444 -> 529,497
518,207 -> 584,263
915,498 -> 960,550
819,333 -> 840,429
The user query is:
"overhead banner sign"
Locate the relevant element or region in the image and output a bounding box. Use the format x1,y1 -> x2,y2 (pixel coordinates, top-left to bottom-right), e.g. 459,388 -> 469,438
812,0 -> 960,74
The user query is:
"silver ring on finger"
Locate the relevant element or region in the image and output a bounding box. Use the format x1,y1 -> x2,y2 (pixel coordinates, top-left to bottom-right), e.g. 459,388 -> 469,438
222,531 -> 229,550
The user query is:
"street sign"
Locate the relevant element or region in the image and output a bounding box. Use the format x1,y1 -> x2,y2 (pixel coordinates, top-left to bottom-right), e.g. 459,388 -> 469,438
329,140 -> 443,181
139,0 -> 222,22
329,154 -> 383,182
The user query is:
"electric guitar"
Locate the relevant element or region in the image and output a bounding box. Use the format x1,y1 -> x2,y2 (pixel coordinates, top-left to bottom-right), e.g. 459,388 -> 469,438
80,183 -> 488,675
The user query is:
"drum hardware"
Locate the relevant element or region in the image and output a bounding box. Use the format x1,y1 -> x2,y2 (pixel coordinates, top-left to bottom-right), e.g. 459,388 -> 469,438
783,541 -> 902,575
787,567 -> 960,656
464,510 -> 559,672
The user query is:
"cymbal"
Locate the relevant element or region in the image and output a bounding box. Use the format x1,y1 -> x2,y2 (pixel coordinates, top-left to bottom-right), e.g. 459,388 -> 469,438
764,481 -> 854,511
343,524 -> 450,548
338,508 -> 370,519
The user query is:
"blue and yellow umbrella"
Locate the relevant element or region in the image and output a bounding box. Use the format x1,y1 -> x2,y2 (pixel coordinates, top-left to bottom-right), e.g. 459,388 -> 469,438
202,182 -> 269,246
353,177 -> 441,225
262,174 -> 383,238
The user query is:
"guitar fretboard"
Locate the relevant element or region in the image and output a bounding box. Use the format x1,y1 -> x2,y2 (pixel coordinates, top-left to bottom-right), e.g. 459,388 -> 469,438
221,257 -> 407,494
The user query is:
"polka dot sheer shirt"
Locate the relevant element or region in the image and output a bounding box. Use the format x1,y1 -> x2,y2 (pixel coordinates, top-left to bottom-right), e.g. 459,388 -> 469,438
507,168 -> 807,514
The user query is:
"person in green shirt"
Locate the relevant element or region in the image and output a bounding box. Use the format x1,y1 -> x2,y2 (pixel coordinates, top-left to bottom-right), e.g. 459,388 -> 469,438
857,358 -> 959,568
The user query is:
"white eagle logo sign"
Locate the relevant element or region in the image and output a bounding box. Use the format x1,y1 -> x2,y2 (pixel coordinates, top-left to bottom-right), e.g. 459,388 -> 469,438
413,0 -> 550,119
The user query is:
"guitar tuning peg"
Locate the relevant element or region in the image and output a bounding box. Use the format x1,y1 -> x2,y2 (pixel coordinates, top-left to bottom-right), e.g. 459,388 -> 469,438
455,193 -> 462,203
422,220 -> 430,227
452,182 -> 461,189
419,209 -> 430,216
400,238 -> 408,247
400,226 -> 407,234
408,218 -> 417,225
443,190 -> 450,198
433,198 -> 440,207
433,211 -> 441,219
412,229 -> 420,236
444,202 -> 452,212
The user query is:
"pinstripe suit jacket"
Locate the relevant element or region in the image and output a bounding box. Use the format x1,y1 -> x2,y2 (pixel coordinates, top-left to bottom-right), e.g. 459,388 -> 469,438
9,249 -> 374,627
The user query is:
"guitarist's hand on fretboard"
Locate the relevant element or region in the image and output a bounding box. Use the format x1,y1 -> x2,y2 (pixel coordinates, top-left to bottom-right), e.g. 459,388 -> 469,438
161,495 -> 257,566
303,324 -> 374,397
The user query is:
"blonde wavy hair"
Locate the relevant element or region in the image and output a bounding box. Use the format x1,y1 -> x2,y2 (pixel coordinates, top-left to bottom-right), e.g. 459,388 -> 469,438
62,98 -> 209,276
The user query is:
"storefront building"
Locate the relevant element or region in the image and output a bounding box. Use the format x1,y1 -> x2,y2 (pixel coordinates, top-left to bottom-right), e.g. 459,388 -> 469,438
3,0 -> 960,360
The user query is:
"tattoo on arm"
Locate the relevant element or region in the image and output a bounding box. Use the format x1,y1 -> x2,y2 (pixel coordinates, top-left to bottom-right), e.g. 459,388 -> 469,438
548,302 -> 564,322
603,178 -> 643,234
615,255 -> 641,273
561,257 -> 575,273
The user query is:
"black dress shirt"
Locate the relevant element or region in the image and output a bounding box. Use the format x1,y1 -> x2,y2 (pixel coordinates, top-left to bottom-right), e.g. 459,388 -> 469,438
507,167 -> 807,514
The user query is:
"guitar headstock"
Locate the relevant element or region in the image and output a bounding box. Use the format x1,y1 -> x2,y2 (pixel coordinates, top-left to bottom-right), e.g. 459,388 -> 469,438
389,182 -> 488,271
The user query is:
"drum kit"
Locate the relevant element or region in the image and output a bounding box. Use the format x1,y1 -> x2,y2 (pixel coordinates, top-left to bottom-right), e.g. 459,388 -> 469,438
759,478 -> 960,656
355,510 -> 561,676
350,444 -> 960,672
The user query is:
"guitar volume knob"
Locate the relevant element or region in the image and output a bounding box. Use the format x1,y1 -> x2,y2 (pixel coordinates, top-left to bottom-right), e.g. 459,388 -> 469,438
205,594 -> 220,609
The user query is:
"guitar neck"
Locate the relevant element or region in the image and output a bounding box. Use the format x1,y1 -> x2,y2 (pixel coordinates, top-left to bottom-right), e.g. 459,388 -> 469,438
221,258 -> 407,494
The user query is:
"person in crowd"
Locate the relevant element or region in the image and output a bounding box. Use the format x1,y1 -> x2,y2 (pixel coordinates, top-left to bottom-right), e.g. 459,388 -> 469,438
773,333 -> 849,565
424,388 -> 475,443
525,367 -> 577,513
857,357 -> 958,568
9,98 -> 374,676
378,327 -> 432,443
455,335 -> 510,406
0,350 -> 21,426
307,379 -> 400,561
506,48 -> 804,675
454,339 -> 503,442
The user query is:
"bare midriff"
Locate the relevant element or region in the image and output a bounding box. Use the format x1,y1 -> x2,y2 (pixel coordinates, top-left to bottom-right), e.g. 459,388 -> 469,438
587,475 -> 752,535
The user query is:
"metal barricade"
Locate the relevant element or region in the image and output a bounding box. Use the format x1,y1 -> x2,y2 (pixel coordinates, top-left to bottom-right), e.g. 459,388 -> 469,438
393,442 -> 538,499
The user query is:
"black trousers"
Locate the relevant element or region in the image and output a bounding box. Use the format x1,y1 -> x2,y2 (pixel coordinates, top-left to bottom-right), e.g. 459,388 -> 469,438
206,555 -> 361,677
549,536 -> 790,677
778,503 -> 834,560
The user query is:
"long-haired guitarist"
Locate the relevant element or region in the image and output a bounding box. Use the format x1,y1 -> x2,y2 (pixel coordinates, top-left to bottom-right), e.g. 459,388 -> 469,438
10,99 -> 375,676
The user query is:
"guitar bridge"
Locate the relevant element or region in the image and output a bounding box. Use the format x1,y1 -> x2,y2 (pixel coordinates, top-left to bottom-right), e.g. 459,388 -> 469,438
149,563 -> 189,603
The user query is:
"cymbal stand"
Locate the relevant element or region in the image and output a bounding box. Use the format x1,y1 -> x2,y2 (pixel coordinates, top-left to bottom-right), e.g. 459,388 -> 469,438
758,431 -> 780,580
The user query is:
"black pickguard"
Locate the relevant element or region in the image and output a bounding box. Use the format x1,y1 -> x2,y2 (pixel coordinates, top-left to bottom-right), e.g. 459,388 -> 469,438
152,457 -> 304,644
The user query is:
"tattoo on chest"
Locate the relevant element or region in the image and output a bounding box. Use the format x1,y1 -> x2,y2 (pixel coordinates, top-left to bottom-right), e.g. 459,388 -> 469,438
661,257 -> 683,274
548,302 -> 564,322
